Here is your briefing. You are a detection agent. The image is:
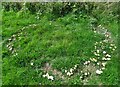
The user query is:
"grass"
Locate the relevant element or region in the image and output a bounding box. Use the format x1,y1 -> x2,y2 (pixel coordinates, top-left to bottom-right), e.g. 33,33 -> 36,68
2,11 -> 118,85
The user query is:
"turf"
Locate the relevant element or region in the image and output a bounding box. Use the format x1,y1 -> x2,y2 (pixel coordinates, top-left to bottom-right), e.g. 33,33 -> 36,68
2,11 -> 118,85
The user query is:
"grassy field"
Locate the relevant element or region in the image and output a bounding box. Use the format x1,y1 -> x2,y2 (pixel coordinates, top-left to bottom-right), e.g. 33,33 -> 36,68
2,8 -> 118,85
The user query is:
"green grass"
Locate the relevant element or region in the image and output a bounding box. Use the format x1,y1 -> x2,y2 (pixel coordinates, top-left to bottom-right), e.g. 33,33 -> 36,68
2,11 -> 118,85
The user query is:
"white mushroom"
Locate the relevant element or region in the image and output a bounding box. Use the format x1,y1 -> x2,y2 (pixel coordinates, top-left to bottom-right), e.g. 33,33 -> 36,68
97,50 -> 100,53
106,58 -> 111,60
101,67 -> 105,70
48,76 -> 54,80
103,51 -> 106,54
106,54 -> 111,58
84,73 -> 88,76
102,62 -> 107,67
96,70 -> 103,75
70,68 -> 74,73
65,70 -> 67,73
30,62 -> 33,66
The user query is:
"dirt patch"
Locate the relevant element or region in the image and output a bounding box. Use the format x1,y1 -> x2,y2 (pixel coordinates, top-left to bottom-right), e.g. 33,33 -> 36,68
93,25 -> 114,43
41,63 -> 66,80
81,63 -> 100,85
